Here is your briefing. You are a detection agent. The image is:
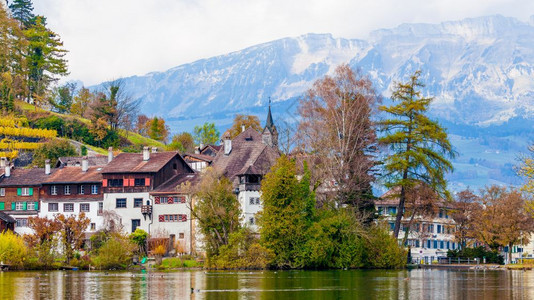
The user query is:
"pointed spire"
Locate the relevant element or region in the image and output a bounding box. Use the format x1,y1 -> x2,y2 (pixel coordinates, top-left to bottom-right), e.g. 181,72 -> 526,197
266,97 -> 274,133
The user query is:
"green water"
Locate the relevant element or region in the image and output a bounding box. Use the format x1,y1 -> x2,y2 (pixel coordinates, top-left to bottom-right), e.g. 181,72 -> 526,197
0,269 -> 532,299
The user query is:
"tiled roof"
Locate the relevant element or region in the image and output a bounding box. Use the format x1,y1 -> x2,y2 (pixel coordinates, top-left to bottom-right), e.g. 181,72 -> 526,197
101,152 -> 178,173
213,128 -> 279,186
0,168 -> 53,187
150,173 -> 199,194
183,153 -> 214,163
42,166 -> 103,184
0,211 -> 15,223
56,156 -> 108,167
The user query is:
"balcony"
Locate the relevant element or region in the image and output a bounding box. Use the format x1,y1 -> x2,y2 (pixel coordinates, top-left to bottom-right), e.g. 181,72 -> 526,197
239,183 -> 261,192
141,205 -> 152,214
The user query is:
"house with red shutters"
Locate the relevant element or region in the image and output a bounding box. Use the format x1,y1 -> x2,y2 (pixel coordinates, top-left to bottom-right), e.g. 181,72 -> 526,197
101,147 -> 196,251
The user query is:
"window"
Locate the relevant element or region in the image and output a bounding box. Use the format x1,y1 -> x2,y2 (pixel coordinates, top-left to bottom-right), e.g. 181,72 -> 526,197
249,217 -> 255,225
15,202 -> 24,210
159,214 -> 187,222
27,202 -> 35,210
51,186 -> 57,195
0,188 -> 5,196
64,203 -> 74,212
440,241 -> 444,249
49,203 -> 58,212
427,240 -> 431,248
132,219 -> 141,232
79,185 -> 85,195
91,185 -> 99,194
179,233 -> 185,239
433,240 -> 438,249
437,225 -> 442,234
80,203 -> 90,212
108,179 -> 123,187
16,218 -> 27,227
415,240 -> 420,247
90,223 -> 96,231
21,188 -> 31,196
116,198 -> 126,208
134,178 -> 145,186
249,197 -> 260,205
99,202 -> 103,210
64,185 -> 71,195
134,198 -> 142,208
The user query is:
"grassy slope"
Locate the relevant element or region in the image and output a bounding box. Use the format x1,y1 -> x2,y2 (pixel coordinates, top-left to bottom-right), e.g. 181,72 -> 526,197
16,100 -> 165,152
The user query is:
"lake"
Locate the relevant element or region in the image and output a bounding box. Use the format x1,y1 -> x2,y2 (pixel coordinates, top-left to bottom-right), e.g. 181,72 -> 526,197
0,269 -> 533,299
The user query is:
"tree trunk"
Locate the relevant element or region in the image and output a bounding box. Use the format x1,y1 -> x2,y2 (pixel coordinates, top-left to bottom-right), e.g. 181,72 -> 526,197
509,242 -> 513,265
393,184 -> 407,238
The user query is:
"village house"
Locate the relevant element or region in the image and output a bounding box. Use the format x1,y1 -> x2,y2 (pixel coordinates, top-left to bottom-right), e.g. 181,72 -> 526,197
39,157 -> 105,233
212,105 -> 280,230
101,147 -> 196,248
0,158 -> 48,235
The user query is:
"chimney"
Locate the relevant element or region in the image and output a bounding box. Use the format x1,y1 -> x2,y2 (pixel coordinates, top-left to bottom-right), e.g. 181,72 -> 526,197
4,163 -> 10,177
45,159 -> 51,175
82,156 -> 89,172
143,146 -> 150,161
199,143 -> 204,150
151,147 -> 158,153
195,147 -> 200,154
241,125 -> 246,132
108,147 -> 113,163
0,157 -> 5,168
224,135 -> 232,155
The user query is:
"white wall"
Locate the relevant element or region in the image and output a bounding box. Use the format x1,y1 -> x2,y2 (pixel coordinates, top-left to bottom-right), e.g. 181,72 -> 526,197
238,190 -> 262,232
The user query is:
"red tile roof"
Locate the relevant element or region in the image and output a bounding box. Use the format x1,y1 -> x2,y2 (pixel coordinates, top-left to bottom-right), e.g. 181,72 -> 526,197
102,152 -> 179,173
42,166 -> 103,184
0,168 -> 53,187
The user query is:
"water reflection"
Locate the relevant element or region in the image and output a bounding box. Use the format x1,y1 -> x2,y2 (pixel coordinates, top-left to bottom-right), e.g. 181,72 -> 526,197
1,269 -> 534,299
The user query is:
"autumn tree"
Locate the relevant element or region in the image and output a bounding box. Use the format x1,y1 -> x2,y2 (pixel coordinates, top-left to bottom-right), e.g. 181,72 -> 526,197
148,116 -> 169,142
228,114 -> 261,138
70,87 -> 93,117
378,70 -> 456,238
27,216 -> 61,246
55,212 -> 90,263
168,132 -> 195,153
135,114 -> 150,136
298,64 -> 379,214
193,122 -> 220,146
89,80 -> 139,132
23,16 -> 68,104
519,145 -> 534,201
189,167 -> 241,259
450,189 -> 481,249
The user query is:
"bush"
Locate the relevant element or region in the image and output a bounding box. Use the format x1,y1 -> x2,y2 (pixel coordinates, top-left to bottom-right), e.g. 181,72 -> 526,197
447,246 -> 504,264
25,240 -> 61,269
363,225 -> 407,268
0,231 -> 28,268
211,228 -> 273,269
32,139 -> 77,167
92,234 -> 136,269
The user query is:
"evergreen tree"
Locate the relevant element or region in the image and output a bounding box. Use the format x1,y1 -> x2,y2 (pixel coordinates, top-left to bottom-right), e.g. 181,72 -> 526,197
378,70 -> 456,238
8,0 -> 34,28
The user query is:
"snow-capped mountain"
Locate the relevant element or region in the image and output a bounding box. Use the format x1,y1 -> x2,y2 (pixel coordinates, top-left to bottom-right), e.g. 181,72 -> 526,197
92,15 -> 534,127
90,15 -> 534,189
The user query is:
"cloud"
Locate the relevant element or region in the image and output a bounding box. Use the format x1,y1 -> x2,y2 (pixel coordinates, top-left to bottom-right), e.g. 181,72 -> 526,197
33,0 -> 534,85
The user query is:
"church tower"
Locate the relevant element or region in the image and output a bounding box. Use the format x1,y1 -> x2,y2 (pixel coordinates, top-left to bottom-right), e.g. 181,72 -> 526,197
262,98 -> 278,148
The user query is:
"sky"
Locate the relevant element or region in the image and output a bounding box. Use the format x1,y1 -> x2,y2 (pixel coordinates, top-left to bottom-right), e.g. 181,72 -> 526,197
31,0 -> 534,86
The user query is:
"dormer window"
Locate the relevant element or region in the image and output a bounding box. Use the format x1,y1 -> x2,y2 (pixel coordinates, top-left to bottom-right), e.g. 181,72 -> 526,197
51,186 -> 57,195
64,185 -> 71,195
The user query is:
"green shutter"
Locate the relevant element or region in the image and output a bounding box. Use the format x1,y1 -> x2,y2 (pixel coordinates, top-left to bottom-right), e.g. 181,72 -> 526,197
34,202 -> 39,210
11,202 -> 15,210
0,202 -> 4,210
29,188 -> 33,196
17,188 -> 21,196
22,202 -> 27,210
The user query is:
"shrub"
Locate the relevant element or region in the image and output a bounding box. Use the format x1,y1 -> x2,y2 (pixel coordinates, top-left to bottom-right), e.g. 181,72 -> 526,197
0,231 -> 28,268
211,228 -> 273,269
92,234 -> 136,270
447,246 -> 504,264
363,225 -> 407,268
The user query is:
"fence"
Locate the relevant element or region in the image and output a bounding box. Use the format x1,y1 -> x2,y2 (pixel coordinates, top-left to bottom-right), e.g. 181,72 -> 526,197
410,257 -> 485,265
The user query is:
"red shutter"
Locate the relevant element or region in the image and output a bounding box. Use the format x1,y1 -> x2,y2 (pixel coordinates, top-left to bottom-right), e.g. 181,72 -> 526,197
130,179 -> 135,186
155,197 -> 160,204
123,178 -> 129,187
168,197 -> 174,204
181,196 -> 186,203
159,215 -> 164,222
145,178 -> 150,186
182,214 -> 187,222
102,179 -> 107,187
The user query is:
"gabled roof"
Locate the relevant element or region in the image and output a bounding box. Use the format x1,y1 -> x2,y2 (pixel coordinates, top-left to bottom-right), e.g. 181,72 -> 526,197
150,173 -> 199,194
0,211 -> 15,223
213,127 -> 279,185
56,156 -> 108,168
0,168 -> 54,187
42,166 -> 103,184
183,153 -> 214,163
200,144 -> 222,157
101,152 -> 180,174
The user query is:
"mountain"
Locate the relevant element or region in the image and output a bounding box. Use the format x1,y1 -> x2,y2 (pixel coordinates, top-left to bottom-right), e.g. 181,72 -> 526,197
90,15 -> 534,190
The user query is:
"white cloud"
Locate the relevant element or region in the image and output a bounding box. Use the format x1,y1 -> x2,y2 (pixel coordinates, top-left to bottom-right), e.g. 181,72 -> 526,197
32,0 -> 534,85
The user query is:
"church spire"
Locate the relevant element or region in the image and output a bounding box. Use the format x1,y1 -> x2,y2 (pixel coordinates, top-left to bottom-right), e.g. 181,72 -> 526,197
262,97 -> 278,148
265,97 -> 275,134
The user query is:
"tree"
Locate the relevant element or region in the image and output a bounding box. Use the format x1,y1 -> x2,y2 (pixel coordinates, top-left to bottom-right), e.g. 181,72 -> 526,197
32,139 -> 77,167
50,82 -> 75,113
471,186 -> 534,263
168,132 -> 195,153
298,64 -> 379,214
193,122 -> 220,146
8,0 -> 35,28
450,189 -> 481,249
55,212 -> 90,263
189,167 -> 241,258
148,116 -> 169,142
135,114 -> 150,136
23,16 -> 68,104
70,87 -> 93,117
27,215 -> 61,246
228,114 -> 261,138
259,156 -> 316,268
378,70 -> 456,238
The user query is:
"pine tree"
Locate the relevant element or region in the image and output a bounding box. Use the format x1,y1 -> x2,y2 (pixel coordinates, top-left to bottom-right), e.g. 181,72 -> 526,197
378,70 -> 456,238
8,0 -> 34,29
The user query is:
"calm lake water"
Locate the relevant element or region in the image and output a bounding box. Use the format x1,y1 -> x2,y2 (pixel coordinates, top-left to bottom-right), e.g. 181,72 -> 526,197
1,269 -> 533,299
